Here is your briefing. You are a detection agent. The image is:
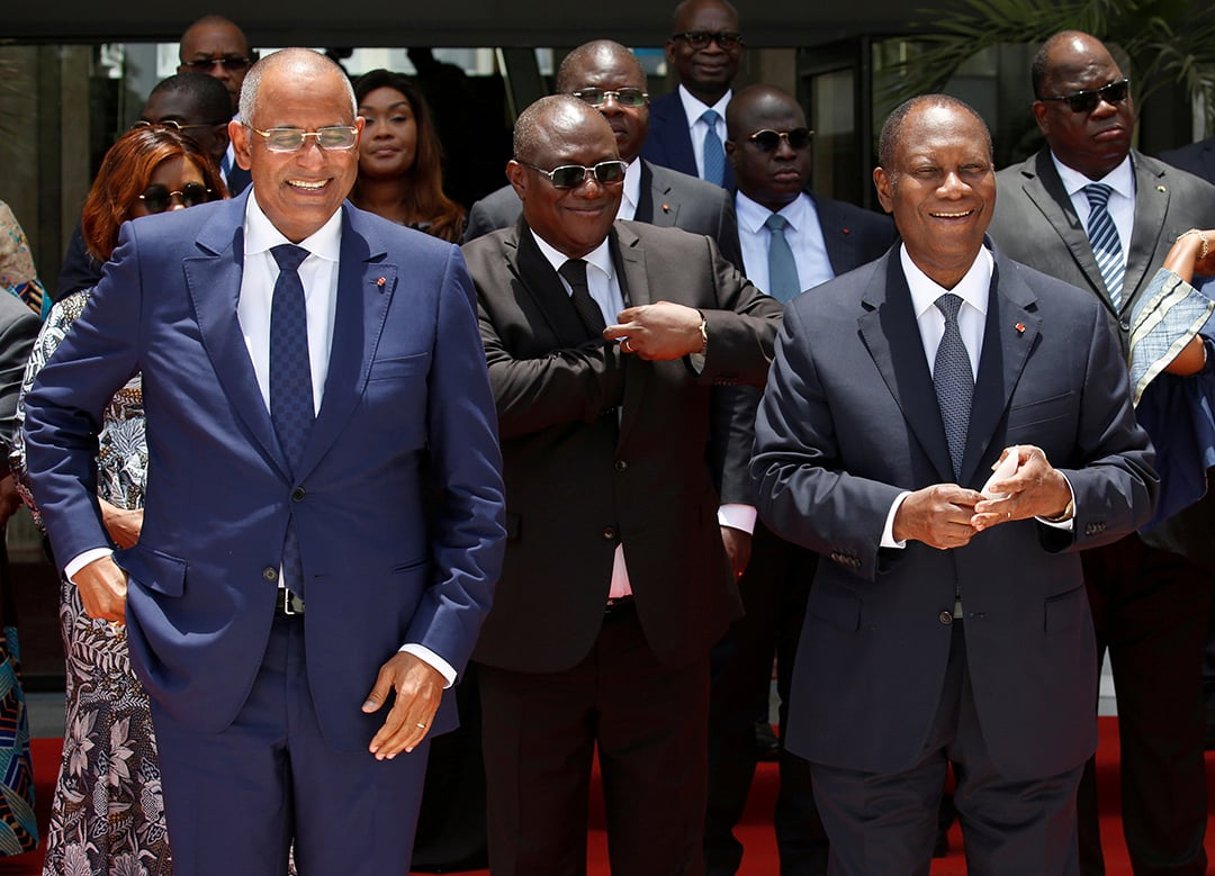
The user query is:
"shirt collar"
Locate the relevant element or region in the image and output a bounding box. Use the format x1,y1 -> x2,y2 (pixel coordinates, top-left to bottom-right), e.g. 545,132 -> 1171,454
1050,151 -> 1135,201
529,228 -> 615,282
244,191 -> 343,261
900,243 -> 993,321
620,159 -> 642,220
678,84 -> 731,129
735,190 -> 810,235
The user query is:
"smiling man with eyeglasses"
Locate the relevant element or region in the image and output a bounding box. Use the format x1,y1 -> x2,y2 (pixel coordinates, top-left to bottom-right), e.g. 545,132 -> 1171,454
464,93 -> 781,875
989,30 -> 1215,876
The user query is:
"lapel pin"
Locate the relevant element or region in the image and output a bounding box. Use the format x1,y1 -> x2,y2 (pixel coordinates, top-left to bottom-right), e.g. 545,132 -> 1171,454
1157,185 -> 1167,193
375,276 -> 386,287
842,226 -> 851,236
661,203 -> 671,213
1015,322 -> 1026,334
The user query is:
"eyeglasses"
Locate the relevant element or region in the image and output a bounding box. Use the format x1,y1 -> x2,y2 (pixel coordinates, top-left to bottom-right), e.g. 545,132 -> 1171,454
519,160 -> 629,189
747,128 -> 813,152
138,182 -> 211,213
1039,78 -> 1130,113
131,119 -> 226,133
181,56 -> 253,72
571,88 -> 649,108
671,31 -> 744,50
245,125 -> 359,153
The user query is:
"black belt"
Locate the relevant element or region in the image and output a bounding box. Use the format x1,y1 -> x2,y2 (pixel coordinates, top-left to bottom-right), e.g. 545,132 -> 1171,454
275,587 -> 305,616
604,595 -> 635,619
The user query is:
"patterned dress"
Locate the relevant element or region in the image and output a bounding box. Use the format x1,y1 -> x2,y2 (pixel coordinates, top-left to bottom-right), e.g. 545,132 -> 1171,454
13,290 -> 169,876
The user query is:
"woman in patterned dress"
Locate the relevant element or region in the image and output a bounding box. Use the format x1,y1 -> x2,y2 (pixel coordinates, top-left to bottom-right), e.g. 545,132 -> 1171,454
12,126 -> 224,876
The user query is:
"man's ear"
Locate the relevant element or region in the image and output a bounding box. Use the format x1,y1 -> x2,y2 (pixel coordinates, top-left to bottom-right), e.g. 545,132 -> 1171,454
1031,101 -> 1050,137
506,159 -> 528,201
229,118 -> 253,171
873,166 -> 894,214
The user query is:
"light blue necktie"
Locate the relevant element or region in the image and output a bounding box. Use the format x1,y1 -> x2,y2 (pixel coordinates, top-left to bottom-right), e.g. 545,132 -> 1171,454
270,244 -> 314,597
933,293 -> 973,480
700,109 -> 725,186
764,213 -> 801,302
1083,183 -> 1125,310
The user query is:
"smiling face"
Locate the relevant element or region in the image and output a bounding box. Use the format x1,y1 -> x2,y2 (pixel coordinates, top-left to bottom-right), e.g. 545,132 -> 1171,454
508,102 -> 622,259
1033,34 -> 1134,180
727,87 -> 810,212
665,0 -> 743,104
129,155 -> 208,220
874,102 -> 995,289
357,86 -> 418,180
230,58 -> 363,243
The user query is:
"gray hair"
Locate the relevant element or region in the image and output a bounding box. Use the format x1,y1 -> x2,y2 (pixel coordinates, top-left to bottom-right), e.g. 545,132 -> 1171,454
238,48 -> 356,126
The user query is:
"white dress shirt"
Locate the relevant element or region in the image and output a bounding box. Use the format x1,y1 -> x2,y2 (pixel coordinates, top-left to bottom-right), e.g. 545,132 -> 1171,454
735,191 -> 835,295
677,84 -> 731,181
618,159 -> 642,221
1051,152 -> 1135,270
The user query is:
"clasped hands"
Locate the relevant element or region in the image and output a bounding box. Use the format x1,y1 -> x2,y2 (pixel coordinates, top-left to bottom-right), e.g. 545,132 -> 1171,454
603,301 -> 705,360
891,445 -> 1072,550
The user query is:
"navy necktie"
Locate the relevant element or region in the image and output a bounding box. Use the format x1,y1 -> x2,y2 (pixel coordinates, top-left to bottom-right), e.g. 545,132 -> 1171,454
1083,183 -> 1125,309
764,213 -> 801,302
270,243 -> 314,596
700,109 -> 725,186
933,293 -> 973,481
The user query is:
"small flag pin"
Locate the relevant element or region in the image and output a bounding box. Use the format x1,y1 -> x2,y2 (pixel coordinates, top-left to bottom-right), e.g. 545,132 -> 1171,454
376,276 -> 386,287
1157,185 -> 1167,193
661,203 -> 671,213
1015,322 -> 1026,334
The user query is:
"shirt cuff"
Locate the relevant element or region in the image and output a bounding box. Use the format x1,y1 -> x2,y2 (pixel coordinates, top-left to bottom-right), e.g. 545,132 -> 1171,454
398,644 -> 457,688
65,547 -> 115,583
717,504 -> 757,535
1035,474 -> 1076,532
881,492 -> 912,549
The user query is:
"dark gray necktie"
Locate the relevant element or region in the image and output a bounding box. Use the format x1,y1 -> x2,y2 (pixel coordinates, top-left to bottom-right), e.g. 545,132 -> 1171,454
558,258 -> 607,340
764,213 -> 801,302
1083,183 -> 1125,309
933,293 -> 973,480
270,243 -> 314,596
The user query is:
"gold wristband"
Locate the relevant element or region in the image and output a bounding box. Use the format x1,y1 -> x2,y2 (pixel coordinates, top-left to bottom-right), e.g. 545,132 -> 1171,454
1181,229 -> 1210,260
697,311 -> 708,354
1042,498 -> 1075,523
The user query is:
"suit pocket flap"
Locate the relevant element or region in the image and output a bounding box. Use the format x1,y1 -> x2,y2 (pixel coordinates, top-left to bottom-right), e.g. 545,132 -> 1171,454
114,546 -> 187,597
369,352 -> 430,381
809,586 -> 861,633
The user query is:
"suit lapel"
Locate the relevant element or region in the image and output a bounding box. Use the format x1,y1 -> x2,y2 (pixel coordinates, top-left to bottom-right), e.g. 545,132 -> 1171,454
813,195 -> 857,276
611,223 -> 652,445
509,218 -> 591,348
1124,154 -> 1169,310
958,252 -> 1040,485
184,193 -> 290,481
856,253 -> 954,483
638,162 -> 679,228
295,204 -> 396,481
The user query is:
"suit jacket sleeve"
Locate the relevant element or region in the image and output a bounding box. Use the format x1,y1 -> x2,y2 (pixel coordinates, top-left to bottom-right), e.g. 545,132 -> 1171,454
0,294 -> 40,453
696,236 -> 783,385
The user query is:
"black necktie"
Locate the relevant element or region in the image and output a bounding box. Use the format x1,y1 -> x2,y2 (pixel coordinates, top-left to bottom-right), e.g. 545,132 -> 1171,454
270,243 -> 314,596
933,293 -> 973,481
558,258 -> 607,340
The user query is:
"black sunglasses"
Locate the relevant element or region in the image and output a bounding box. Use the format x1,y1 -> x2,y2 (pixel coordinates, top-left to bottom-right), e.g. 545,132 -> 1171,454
571,88 -> 649,108
1039,78 -> 1130,113
181,55 -> 253,72
519,160 -> 628,189
671,31 -> 743,50
138,182 -> 211,213
747,128 -> 813,152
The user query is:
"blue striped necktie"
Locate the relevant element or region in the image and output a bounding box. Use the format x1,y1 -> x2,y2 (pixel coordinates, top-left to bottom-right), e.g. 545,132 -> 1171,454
700,109 -> 725,186
1083,183 -> 1125,309
934,293 -> 973,480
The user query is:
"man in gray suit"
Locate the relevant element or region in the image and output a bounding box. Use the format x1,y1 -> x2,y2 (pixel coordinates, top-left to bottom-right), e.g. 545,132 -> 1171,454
463,40 -> 742,270
988,30 -> 1215,875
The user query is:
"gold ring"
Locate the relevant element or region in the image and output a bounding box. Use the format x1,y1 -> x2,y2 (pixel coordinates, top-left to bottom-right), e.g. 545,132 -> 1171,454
622,339 -> 632,353
416,722 -> 427,729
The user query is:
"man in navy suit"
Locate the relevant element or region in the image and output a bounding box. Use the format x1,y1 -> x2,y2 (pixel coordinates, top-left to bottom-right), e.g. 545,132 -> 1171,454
22,49 -> 505,876
642,0 -> 743,189
752,94 -> 1156,873
704,83 -> 895,876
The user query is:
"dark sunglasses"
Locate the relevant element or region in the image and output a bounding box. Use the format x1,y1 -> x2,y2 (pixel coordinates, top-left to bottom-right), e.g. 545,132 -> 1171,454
747,128 -> 813,152
571,88 -> 649,108
181,55 -> 253,72
672,30 -> 744,50
138,182 -> 211,213
1039,78 -> 1130,113
519,160 -> 628,189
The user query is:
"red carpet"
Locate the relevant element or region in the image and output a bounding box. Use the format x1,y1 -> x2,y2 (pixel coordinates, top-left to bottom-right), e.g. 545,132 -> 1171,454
2,719 -> 1213,874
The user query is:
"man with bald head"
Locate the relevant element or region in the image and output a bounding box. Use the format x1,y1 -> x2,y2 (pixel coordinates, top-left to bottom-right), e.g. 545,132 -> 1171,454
643,0 -> 744,188
754,93 -> 1155,873
988,31 -> 1215,875
23,48 -> 505,875
465,93 -> 781,874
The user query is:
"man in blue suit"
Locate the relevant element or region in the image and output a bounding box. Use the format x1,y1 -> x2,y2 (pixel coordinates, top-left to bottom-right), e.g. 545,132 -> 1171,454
642,0 -> 743,189
752,95 -> 1156,873
22,49 -> 506,876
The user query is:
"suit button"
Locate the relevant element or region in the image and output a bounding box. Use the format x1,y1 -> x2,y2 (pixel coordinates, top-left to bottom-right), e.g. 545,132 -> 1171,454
614,459 -> 628,472
263,567 -> 278,582
1119,320 -> 1130,332
291,486 -> 306,502
602,526 -> 616,540
938,611 -> 953,625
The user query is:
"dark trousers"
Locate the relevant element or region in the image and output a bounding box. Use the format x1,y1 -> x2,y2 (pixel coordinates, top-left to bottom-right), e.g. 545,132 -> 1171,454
480,606 -> 711,876
705,522 -> 827,875
1078,535 -> 1211,875
811,623 -> 1083,875
150,613 -> 431,876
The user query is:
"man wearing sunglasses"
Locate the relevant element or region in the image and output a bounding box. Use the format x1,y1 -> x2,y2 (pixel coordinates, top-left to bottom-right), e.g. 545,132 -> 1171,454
703,83 -> 895,876
465,94 -> 781,875
23,48 -> 505,876
989,31 -> 1215,876
642,0 -> 743,189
